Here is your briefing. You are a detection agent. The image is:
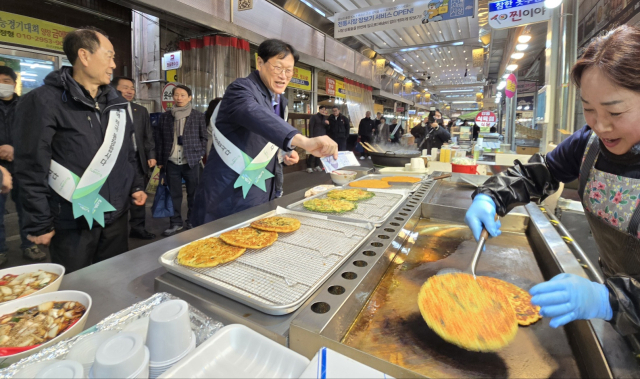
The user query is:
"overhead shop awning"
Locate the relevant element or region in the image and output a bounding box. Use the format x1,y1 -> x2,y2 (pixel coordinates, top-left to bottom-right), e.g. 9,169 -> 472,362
372,90 -> 413,106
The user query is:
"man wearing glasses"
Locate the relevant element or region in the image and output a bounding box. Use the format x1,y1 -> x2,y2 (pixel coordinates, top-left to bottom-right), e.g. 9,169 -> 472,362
191,39 -> 338,225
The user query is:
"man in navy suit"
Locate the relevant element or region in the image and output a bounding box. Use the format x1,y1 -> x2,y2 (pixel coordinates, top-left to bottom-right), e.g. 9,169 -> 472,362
191,39 -> 337,226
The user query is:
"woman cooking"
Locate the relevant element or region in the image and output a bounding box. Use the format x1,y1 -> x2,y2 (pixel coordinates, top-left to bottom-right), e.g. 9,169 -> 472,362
465,25 -> 640,334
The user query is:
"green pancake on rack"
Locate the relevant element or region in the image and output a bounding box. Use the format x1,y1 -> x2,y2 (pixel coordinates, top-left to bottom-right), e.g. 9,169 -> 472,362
326,189 -> 375,201
303,198 -> 356,213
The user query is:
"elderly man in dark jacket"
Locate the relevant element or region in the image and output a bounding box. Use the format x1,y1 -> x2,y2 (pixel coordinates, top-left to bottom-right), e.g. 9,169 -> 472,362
306,105 -> 328,172
156,85 -> 207,236
14,27 -> 145,273
191,39 -> 337,226
328,106 -> 350,151
358,111 -> 375,159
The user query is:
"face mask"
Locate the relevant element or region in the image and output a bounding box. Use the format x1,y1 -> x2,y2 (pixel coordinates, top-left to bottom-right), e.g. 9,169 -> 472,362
0,84 -> 14,98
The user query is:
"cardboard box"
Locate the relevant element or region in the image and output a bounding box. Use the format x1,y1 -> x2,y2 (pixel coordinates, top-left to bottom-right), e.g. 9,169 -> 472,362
516,146 -> 539,155
299,347 -> 393,379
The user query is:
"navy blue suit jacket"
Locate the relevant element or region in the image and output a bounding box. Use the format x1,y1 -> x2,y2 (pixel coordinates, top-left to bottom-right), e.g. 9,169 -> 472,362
191,71 -> 299,225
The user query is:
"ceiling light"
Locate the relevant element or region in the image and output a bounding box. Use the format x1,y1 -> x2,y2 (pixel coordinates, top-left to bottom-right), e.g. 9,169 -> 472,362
463,50 -> 466,53
417,34 -> 420,36
506,64 -> 518,71
400,38 -> 403,40
511,52 -> 524,59
516,44 -> 528,51
503,73 -> 510,79
451,101 -> 478,104
21,78 -> 36,82
403,59 -> 406,61
497,81 -> 507,90
544,0 -> 563,8
518,35 -> 532,43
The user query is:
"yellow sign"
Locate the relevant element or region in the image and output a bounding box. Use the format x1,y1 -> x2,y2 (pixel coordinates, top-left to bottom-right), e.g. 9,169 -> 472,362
472,48 -> 484,68
374,104 -> 384,115
166,69 -> 178,82
0,11 -> 75,53
289,67 -> 311,91
336,80 -> 346,99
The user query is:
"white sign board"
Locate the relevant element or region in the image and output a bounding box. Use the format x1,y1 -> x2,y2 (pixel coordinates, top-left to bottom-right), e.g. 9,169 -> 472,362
334,0 -> 474,39
162,51 -> 182,70
488,0 -> 551,29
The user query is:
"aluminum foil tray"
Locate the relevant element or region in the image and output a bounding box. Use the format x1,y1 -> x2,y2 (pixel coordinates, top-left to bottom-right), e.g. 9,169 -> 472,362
349,174 -> 427,192
159,207 -> 375,315
287,188 -> 408,226
0,292 -> 223,378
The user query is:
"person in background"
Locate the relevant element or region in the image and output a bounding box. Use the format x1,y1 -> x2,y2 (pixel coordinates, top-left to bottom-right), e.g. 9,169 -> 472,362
358,110 -> 376,160
112,76 -> 156,240
390,119 -> 404,144
421,114 -> 450,151
377,117 -> 389,143
412,117 -> 427,148
156,85 -> 207,236
472,122 -> 481,140
307,105 -> 328,172
14,27 -> 146,273
328,106 -> 350,151
490,126 -> 497,133
191,39 -> 337,225
0,66 -> 45,265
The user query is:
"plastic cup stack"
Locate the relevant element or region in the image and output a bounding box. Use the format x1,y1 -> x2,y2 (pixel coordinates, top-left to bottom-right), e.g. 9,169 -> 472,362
67,330 -> 119,373
91,332 -> 150,379
146,300 -> 196,379
35,360 -> 84,379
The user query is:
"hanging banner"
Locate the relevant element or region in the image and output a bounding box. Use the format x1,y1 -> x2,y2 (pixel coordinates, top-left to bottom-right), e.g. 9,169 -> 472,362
472,48 -> 484,67
488,0 -> 550,29
325,77 -> 336,96
0,11 -> 75,52
334,0 -> 475,38
505,74 -> 517,99
289,67 -> 311,91
475,110 -> 497,127
336,80 -> 346,99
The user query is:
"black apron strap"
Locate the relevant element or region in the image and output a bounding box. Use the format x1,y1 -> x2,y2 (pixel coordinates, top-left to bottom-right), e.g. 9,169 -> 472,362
578,132 -> 600,201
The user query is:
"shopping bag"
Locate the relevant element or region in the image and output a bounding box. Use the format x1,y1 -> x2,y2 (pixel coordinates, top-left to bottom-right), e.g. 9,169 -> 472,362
151,173 -> 174,218
145,166 -> 161,194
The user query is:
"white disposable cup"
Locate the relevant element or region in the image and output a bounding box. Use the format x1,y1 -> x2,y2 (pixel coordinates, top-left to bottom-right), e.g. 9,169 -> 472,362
431,148 -> 438,160
404,163 -> 412,171
122,316 -> 150,344
35,360 -> 84,378
411,157 -> 425,170
147,300 -> 192,363
422,149 -> 428,156
67,330 -> 118,373
93,332 -> 146,379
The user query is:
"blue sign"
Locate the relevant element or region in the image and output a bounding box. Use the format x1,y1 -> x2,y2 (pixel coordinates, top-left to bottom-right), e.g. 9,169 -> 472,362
489,0 -> 544,12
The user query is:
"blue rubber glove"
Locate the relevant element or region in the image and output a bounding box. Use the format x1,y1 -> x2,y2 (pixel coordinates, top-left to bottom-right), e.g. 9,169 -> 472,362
530,273 -> 613,328
464,193 -> 502,242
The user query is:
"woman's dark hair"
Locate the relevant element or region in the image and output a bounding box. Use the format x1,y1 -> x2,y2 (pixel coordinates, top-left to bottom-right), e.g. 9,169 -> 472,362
205,97 -> 223,125
257,39 -> 299,64
571,25 -> 640,91
0,66 -> 17,82
63,27 -> 108,65
172,84 -> 192,97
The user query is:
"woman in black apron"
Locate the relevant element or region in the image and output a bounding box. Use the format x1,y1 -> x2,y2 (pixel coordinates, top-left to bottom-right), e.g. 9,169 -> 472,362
465,25 -> 640,335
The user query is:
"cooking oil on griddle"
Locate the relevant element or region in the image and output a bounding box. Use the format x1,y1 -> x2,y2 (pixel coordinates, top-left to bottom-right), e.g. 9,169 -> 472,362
341,218 -> 581,378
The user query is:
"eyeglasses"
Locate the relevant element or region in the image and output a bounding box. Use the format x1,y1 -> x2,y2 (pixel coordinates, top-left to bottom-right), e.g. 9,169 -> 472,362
265,61 -> 294,78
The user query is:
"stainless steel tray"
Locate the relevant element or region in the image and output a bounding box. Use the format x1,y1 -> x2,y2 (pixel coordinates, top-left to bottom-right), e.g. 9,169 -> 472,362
349,174 -> 426,192
286,187 -> 408,227
159,207 -> 375,315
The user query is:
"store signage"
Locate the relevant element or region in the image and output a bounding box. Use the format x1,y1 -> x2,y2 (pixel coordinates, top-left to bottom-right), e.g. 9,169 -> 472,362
326,78 -> 336,96
161,82 -> 178,112
488,0 -> 550,29
505,74 -> 517,98
403,81 -> 413,94
408,109 -> 416,115
472,48 -> 484,67
289,67 -> 311,91
578,0 -> 640,47
334,0 -> 475,38
0,11 -> 75,53
162,51 -> 182,70
396,107 -> 405,112
475,110 -> 497,127
375,58 -> 386,75
336,80 -> 346,99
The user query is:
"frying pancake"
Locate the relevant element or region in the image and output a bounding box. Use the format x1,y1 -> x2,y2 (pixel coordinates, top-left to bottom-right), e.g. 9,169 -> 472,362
220,227 -> 278,249
348,180 -> 391,189
418,272 -> 518,352
380,176 -> 421,183
479,277 -> 542,326
303,198 -> 357,213
326,189 -> 375,201
250,216 -> 301,233
177,237 -> 246,268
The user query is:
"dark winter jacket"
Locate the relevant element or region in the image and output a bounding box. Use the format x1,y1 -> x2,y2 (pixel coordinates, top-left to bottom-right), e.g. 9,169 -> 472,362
309,112 -> 327,137
129,102 -> 155,174
358,117 -> 376,137
13,67 -> 143,235
0,95 -> 18,171
156,108 -> 207,169
474,124 -> 640,336
328,114 -> 350,141
422,125 -> 450,150
191,70 -> 299,226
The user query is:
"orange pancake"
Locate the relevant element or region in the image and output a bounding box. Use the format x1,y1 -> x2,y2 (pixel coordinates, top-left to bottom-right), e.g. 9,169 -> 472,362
348,180 -> 391,189
220,227 -> 278,249
381,176 -> 421,183
478,277 -> 542,326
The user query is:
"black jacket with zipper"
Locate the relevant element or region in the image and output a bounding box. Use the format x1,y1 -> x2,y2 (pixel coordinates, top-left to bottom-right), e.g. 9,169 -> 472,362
14,67 -> 143,235
0,94 -> 19,171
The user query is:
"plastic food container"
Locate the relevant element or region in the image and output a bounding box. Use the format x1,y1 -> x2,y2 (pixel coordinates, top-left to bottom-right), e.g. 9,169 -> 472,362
0,263 -> 65,304
158,324 -> 310,378
452,163 -> 478,174
329,170 -> 357,185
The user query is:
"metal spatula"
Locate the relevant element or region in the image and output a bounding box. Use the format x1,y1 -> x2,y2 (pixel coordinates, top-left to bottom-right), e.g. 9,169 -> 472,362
438,214 -> 499,279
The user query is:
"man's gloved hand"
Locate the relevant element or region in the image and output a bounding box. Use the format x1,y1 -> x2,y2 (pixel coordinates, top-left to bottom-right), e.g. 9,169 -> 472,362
530,273 -> 613,328
464,193 -> 502,242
